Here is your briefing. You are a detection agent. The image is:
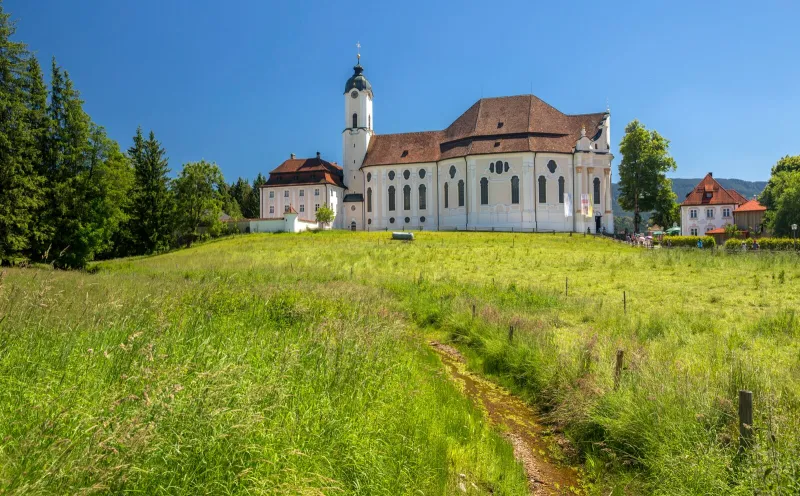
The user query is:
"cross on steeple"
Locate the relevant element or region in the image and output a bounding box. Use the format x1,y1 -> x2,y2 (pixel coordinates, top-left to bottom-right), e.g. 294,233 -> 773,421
356,41 -> 361,63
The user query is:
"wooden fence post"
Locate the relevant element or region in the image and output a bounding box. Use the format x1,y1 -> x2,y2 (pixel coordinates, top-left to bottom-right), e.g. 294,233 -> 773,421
614,350 -> 624,389
350,266 -> 353,279
739,390 -> 753,452
508,325 -> 514,343
565,277 -> 568,297
623,291 -> 627,314
472,304 -> 476,320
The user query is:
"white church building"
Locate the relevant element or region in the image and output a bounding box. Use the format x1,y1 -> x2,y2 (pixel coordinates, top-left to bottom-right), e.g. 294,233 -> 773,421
261,59 -> 614,233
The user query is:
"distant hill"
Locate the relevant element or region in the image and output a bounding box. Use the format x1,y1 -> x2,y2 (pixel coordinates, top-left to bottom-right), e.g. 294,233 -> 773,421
612,178 -> 767,221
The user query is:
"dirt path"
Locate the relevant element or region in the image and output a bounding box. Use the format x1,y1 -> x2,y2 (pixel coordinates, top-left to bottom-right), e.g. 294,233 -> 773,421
430,341 -> 584,496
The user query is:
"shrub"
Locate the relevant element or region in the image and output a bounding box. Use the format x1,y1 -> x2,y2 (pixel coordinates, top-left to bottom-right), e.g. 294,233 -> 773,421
725,237 -> 799,251
664,235 -> 715,248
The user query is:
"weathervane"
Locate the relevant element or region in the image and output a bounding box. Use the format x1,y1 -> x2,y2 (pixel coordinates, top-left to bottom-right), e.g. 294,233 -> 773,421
356,41 -> 361,63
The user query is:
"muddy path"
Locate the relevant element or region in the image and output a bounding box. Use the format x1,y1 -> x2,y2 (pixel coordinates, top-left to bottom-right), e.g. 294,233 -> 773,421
430,341 -> 584,496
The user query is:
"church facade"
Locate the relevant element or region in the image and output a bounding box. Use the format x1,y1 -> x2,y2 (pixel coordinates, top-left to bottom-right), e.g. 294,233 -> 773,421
262,61 -> 614,233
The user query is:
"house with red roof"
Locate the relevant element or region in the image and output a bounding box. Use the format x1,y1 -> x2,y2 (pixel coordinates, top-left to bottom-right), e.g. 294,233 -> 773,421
680,173 -> 749,236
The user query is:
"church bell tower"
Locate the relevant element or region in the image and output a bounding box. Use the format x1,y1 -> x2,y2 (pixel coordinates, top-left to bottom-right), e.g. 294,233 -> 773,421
342,45 -> 372,196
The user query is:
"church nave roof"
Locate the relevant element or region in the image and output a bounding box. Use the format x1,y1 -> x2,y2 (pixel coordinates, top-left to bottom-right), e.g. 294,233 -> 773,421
362,94 -> 606,167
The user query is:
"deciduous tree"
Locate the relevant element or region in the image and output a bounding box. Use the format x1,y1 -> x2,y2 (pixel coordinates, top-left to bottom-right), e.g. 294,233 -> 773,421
173,160 -> 225,245
617,120 -> 677,233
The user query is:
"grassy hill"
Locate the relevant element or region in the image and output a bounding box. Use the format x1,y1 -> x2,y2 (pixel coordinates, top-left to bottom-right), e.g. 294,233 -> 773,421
2,232 -> 799,494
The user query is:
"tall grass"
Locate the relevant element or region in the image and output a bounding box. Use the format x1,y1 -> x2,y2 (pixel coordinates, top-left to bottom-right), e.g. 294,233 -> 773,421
0,263 -> 527,494
4,230 -> 800,494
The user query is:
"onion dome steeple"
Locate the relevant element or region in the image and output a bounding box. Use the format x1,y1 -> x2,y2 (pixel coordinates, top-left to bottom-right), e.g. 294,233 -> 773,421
344,42 -> 372,95
344,64 -> 372,94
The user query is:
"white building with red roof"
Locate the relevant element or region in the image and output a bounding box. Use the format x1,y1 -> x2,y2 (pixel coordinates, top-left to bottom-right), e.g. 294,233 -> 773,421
680,173 -> 749,236
261,58 -> 615,232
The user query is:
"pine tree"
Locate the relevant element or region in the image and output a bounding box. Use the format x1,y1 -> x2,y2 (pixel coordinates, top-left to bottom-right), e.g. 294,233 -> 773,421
21,56 -> 50,257
123,128 -> 174,255
0,5 -> 42,263
248,172 -> 267,218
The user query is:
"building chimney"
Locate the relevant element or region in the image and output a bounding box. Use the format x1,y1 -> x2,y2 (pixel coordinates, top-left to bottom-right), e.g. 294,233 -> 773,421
290,153 -> 295,159
316,151 -> 321,159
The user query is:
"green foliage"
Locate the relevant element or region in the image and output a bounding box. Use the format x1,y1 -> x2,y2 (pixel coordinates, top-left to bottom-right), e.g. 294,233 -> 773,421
768,171 -> 800,237
0,7 -> 44,262
229,176 -> 261,219
173,160 -> 225,245
724,223 -> 739,237
649,178 -> 680,229
315,204 -> 335,226
725,237 -> 799,251
617,120 -> 678,233
760,155 -> 800,211
663,235 -> 715,248
120,128 -> 174,256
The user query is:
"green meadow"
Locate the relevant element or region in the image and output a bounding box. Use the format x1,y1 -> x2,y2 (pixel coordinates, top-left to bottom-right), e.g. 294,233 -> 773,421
2,231 -> 799,494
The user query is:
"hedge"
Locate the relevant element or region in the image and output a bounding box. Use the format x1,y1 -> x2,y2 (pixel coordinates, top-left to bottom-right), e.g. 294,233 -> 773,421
725,237 -> 800,251
661,235 -> 715,248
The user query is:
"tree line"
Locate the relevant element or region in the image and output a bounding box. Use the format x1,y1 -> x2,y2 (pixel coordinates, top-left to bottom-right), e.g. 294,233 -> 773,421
0,5 -> 264,268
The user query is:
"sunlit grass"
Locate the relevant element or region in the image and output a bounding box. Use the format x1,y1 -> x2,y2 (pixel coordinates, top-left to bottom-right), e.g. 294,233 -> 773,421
3,230 -> 800,494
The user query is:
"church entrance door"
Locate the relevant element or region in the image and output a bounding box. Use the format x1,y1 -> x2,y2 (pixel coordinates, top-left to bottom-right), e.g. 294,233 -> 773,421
595,215 -> 601,233
350,221 -> 357,231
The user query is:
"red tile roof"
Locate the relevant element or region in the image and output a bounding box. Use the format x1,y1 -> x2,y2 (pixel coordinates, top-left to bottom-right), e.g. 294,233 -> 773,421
362,95 -> 607,167
265,156 -> 345,188
735,199 -> 767,212
705,228 -> 727,234
681,173 -> 747,207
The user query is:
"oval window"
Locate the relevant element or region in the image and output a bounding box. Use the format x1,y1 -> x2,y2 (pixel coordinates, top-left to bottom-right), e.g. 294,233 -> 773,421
419,169 -> 426,179
389,217 -> 395,224
351,205 -> 356,211
366,172 -> 372,182
449,165 -> 456,179
420,216 -> 426,223
403,170 -> 410,180
389,171 -> 395,180
404,217 -> 410,223
367,218 -> 372,225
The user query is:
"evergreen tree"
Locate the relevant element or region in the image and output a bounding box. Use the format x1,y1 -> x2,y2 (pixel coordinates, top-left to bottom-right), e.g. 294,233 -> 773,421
249,172 -> 267,218
21,56 -> 50,256
0,5 -> 42,263
123,128 -> 174,255
230,177 -> 255,218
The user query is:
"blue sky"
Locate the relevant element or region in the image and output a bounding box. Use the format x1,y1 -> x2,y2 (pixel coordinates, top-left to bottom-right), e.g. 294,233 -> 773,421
6,0 -> 799,182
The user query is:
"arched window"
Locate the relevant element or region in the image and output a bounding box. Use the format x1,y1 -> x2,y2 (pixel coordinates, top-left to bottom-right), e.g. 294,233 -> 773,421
419,184 -> 427,210
367,187 -> 372,213
449,165 -> 457,179
593,178 -> 601,204
538,176 -> 546,203
558,177 -> 565,204
490,163 -> 495,173
547,160 -> 557,174
388,186 -> 396,211
444,182 -> 449,208
352,113 -> 358,128
458,180 -> 465,207
403,185 -> 411,210
511,176 -> 519,204
480,177 -> 488,205
496,162 -> 503,175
